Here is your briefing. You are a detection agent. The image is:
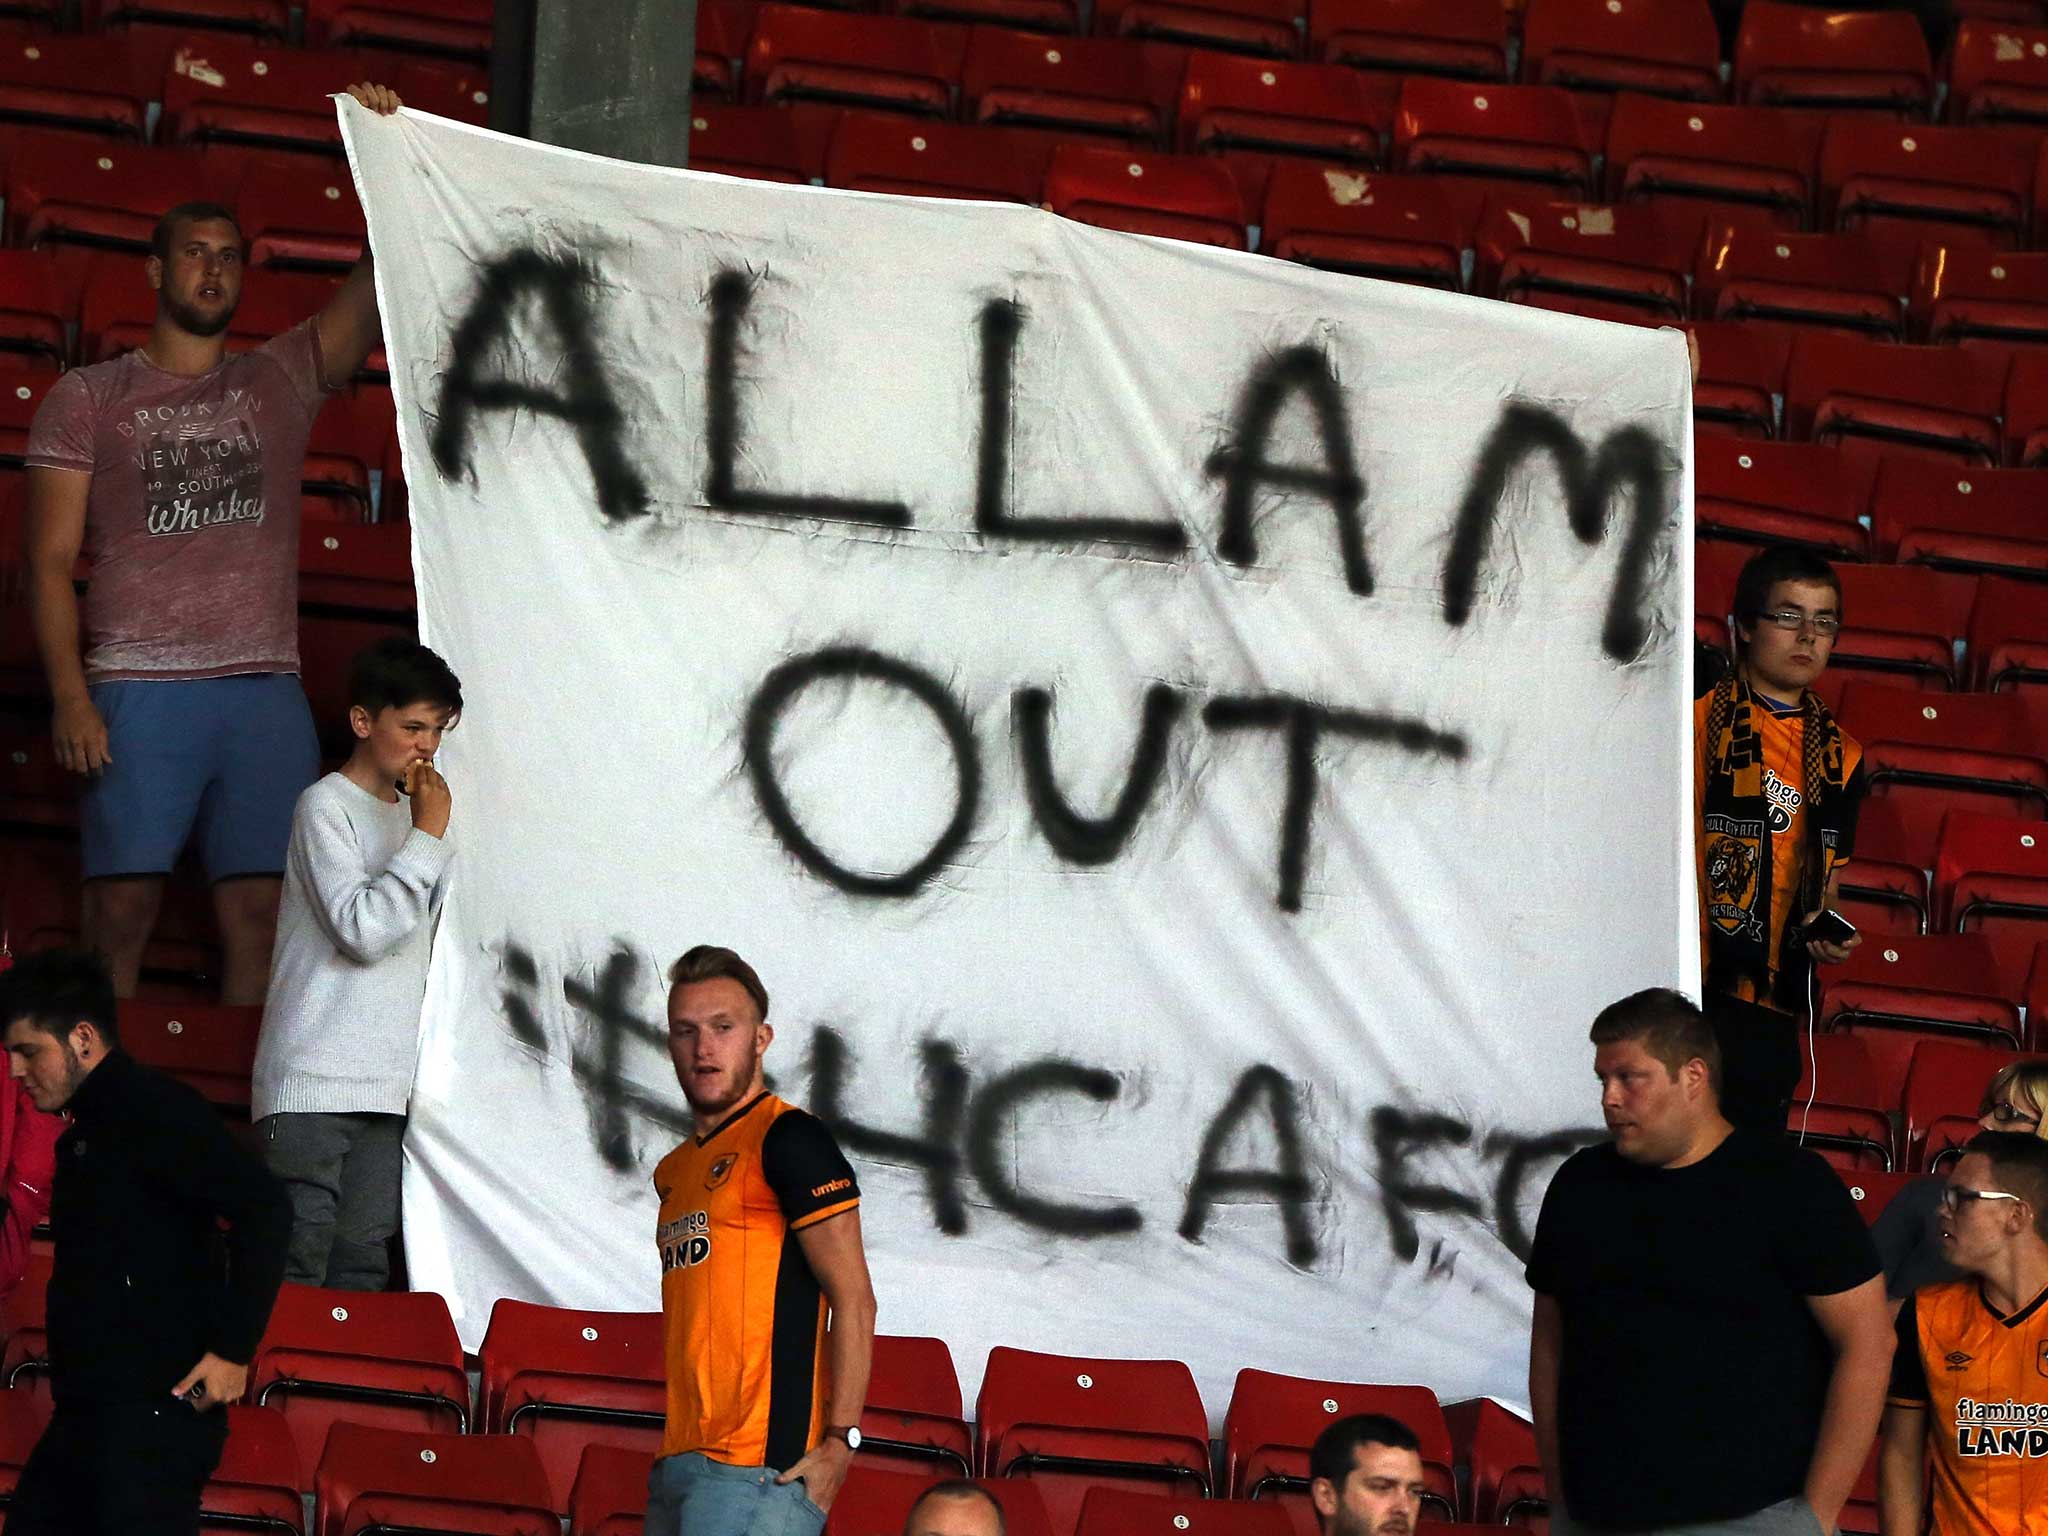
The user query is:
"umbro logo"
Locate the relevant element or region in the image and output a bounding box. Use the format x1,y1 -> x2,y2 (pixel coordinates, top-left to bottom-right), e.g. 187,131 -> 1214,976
1945,1351 -> 1974,1371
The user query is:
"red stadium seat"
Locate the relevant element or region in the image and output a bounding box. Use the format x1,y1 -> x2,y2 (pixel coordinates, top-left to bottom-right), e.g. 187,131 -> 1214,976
1259,164 -> 1465,288
300,610 -> 418,756
1734,1 -> 1934,117
746,6 -> 964,118
315,1424 -> 556,1536
0,1247 -> 50,1424
976,1346 -> 1210,1536
695,0 -> 757,100
1391,78 -> 1593,201
0,35 -> 150,140
118,999 -> 262,1113
1044,143 -> 1248,248
1686,321 -> 1793,438
206,1405 -> 307,1533
1904,1037 -> 2027,1168
1078,1490 -> 1293,1536
1092,0 -> 1299,60
0,709 -> 79,832
2003,350 -> 2048,465
250,1284 -> 472,1482
0,250 -> 67,371
1913,246 -> 2048,348
1604,96 -> 1822,231
88,0 -> 288,42
1821,931 -> 2025,1047
0,832 -> 221,995
862,1334 -> 972,1475
1691,437 -> 1867,556
1937,808 -> 2048,940
1176,53 -> 1388,165
1443,1397 -> 1544,1526
299,520 -> 415,615
828,1467 -> 1058,1536
159,39 -> 359,166
1784,337 -> 2005,466
569,1444 -> 654,1536
478,1300 -> 663,1516
1818,118 -> 2035,249
237,157 -> 367,273
1223,1370 -> 1454,1526
1307,0 -> 1507,83
1471,198 -> 1687,324
1971,575 -> 2048,693
687,103 -> 812,183
1837,678 -> 2048,820
1519,0 -> 1720,102
1946,18 -> 2048,127
7,137 -> 215,254
303,389 -> 392,522
1870,458 -> 2048,578
1694,224 -> 1913,340
825,113 -> 1053,201
1830,1167 -> 1919,1225
1788,1031 -> 1899,1169
390,58 -> 492,127
1830,564 -> 1975,689
0,368 -> 58,479
893,0 -> 1074,34
301,0 -> 493,63
962,28 -> 1176,143
0,1377 -> 44,1493
1835,788 -> 1939,936
1694,536 -> 1748,654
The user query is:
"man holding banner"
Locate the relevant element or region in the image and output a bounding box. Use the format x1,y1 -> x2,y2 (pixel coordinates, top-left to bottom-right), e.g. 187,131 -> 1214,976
651,946 -> 876,1536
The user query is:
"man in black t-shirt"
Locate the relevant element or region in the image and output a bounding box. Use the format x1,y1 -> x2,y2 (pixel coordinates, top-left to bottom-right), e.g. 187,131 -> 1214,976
1527,988 -> 1893,1536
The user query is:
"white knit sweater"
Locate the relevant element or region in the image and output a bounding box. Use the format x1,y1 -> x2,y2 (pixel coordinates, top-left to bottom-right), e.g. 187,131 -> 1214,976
252,772 -> 454,1120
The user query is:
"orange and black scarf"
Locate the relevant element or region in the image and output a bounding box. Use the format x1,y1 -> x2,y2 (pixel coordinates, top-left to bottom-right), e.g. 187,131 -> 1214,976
1698,672 -> 1856,1009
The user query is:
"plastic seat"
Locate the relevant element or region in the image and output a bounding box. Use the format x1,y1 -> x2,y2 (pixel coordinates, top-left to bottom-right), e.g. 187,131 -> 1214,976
0,249 -> 72,370
1520,0 -> 1719,101
0,709 -> 79,832
90,0 -> 287,39
1830,564 -> 1976,688
1223,1370 -> 1454,1526
1176,53 -> 1388,165
862,1334 -> 972,1475
1258,163 -> 1465,287
1870,458 -> 2048,578
1693,223 -> 1917,340
694,0 -> 757,99
1092,0 -> 1300,60
687,103 -> 813,183
1904,1036 -> 2029,1168
478,1300 -> 664,1517
118,999 -> 262,1113
1821,931 -> 2026,1047
1784,336 -> 2005,466
206,1405 -> 307,1534
1818,118 -> 2034,249
1392,78 -> 1593,200
316,1424 -> 556,1536
1044,143 -> 1247,247
1836,784 -> 1941,937
1686,321 -> 1793,438
1971,575 -> 2048,693
1946,17 -> 2048,126
250,1284 -> 472,1482
2003,349 -> 2048,465
302,0 -> 493,62
299,521 -> 415,620
962,28 -> 1176,143
158,39 -> 360,167
569,1444 -> 655,1536
746,6 -> 964,118
1838,678 -> 2048,819
1604,96 -> 1822,230
892,0 -> 1074,36
236,156 -> 367,273
1734,0 -> 1934,117
1078,1490 -> 1294,1536
0,35 -> 150,140
827,1467 -> 1058,1536
1443,1398 -> 1543,1526
1936,808 -> 2048,941
1788,1031 -> 1899,1169
1472,198 -> 1687,324
1914,247 -> 2048,348
1694,537 -> 1749,655
0,1247 -> 51,1423
976,1347 -> 1210,1536
0,370 -> 60,481
825,112 -> 1054,201
1830,1167 -> 1920,1225
1307,0 -> 1506,83
303,389 -> 392,522
1692,436 -> 1866,556
0,832 -> 220,994
7,137 -> 214,254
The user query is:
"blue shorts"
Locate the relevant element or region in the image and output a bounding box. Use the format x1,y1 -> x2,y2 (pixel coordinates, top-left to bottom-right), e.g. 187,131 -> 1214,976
81,674 -> 320,882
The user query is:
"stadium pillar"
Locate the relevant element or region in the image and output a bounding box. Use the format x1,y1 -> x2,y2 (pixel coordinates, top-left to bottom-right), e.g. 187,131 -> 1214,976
490,0 -> 694,167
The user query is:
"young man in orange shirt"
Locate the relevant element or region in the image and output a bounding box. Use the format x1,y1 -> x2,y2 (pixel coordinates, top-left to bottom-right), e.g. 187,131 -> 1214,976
649,946 -> 877,1536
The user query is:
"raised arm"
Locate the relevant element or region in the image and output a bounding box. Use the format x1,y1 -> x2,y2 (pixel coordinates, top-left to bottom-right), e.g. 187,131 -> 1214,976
778,1208 -> 878,1513
1803,1276 -> 1894,1533
24,466 -> 104,775
315,83 -> 403,384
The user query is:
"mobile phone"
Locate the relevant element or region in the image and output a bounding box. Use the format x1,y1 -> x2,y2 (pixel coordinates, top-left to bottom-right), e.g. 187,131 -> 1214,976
1807,909 -> 1857,946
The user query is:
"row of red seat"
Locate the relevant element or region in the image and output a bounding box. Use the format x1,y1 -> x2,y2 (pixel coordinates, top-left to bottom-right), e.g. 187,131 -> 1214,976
1,0 -> 490,60
1801,1029 -> 2045,1173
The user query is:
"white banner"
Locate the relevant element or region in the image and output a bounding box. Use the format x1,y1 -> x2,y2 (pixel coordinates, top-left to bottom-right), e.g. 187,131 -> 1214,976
340,101 -> 1696,1418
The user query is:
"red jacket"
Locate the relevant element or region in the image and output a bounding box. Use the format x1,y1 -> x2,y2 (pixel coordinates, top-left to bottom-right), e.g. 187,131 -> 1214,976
0,1078 -> 59,1292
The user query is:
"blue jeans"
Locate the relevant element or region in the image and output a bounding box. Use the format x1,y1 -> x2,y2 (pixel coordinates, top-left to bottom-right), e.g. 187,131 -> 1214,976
646,1452 -> 828,1536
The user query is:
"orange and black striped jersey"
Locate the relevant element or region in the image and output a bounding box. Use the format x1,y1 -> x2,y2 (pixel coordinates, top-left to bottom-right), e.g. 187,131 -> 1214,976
1889,1278 -> 2048,1536
654,1092 -> 860,1470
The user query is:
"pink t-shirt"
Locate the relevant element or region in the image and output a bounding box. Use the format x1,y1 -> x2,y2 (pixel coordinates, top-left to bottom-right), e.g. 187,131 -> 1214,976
26,323 -> 332,683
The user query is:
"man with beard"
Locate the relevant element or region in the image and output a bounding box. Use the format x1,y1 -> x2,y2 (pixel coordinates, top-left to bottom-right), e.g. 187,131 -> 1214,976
1527,988 -> 1892,1536
649,945 -> 877,1536
1308,1415 -> 1426,1536
21,83 -> 403,1007
0,948 -> 289,1532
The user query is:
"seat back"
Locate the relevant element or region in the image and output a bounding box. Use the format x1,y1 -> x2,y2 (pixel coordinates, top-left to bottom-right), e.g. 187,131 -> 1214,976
1044,144 -> 1248,248
1520,0 -> 1720,101
1222,1369 -> 1454,1520
569,1443 -> 658,1536
1871,458 -> 2048,579
1078,1489 -> 1294,1536
863,1334 -> 972,1474
119,1000 -> 263,1112
1791,1031 -> 1899,1170
1392,78 -> 1593,200
1735,0 -> 1933,115
1947,17 -> 2048,127
1308,0 -> 1508,83
1903,1037 -> 2027,1169
315,1423 -> 557,1536
1259,164 -> 1466,288
1444,1396 -> 1544,1525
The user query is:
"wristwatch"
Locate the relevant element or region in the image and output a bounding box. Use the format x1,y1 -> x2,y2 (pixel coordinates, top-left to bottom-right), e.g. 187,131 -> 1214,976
824,1425 -> 863,1450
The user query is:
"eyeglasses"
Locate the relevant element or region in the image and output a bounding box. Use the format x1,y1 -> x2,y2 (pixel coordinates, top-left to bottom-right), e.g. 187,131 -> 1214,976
1755,610 -> 1842,636
1985,1101 -> 2042,1128
1939,1185 -> 2026,1213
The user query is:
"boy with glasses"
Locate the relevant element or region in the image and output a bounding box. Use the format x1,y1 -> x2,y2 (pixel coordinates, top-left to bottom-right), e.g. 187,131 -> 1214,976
1878,1132 -> 2048,1536
1696,545 -> 1869,1129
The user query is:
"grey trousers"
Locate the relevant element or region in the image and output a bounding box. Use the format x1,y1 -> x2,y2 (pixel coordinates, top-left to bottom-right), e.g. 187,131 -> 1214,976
1554,1498 -> 1831,1536
259,1111 -> 405,1292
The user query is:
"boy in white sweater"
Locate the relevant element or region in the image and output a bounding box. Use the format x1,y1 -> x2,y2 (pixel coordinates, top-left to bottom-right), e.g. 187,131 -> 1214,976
253,636 -> 460,1290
